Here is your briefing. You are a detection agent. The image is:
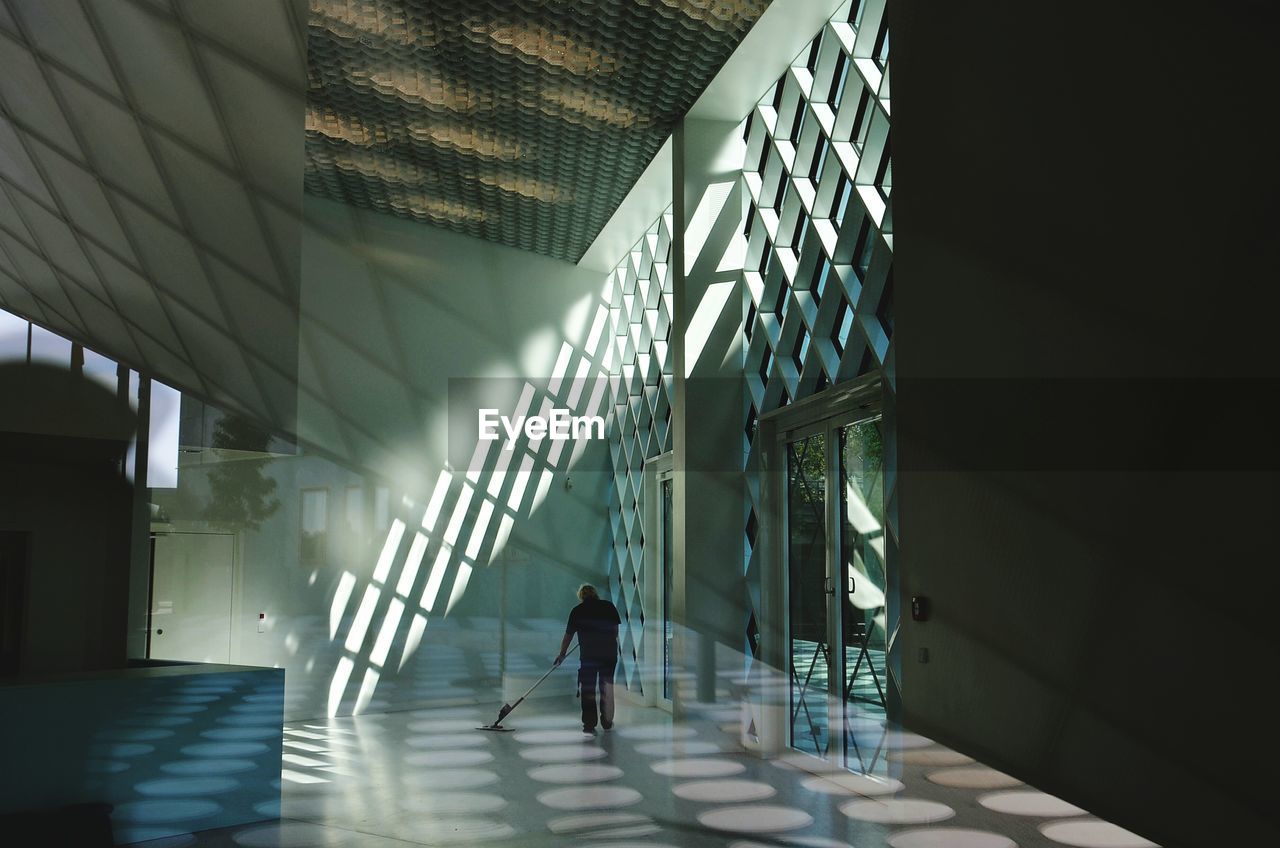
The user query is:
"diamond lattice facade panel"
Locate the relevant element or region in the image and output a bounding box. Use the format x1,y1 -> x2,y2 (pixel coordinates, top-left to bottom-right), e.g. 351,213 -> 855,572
306,0 -> 770,262
605,210 -> 674,693
738,0 -> 898,694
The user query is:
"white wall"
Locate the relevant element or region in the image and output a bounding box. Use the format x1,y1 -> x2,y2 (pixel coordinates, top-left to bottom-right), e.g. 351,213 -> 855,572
153,199 -> 616,720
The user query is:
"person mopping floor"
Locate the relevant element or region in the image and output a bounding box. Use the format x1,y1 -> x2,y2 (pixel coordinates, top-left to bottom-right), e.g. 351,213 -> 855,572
554,583 -> 621,735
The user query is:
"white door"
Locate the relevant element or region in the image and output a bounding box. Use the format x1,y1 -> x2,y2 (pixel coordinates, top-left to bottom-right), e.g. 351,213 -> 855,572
150,533 -> 234,664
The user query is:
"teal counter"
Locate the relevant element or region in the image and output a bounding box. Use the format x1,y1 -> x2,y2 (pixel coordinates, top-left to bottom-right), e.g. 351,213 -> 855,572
0,663 -> 284,844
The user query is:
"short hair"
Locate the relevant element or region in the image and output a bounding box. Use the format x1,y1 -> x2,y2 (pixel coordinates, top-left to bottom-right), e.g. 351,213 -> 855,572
577,583 -> 599,601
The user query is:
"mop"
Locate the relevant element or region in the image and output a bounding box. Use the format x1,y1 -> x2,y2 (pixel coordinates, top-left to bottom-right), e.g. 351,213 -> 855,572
477,643 -> 578,731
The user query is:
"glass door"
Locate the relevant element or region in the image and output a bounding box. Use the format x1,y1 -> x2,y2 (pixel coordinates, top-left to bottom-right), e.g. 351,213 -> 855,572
659,471 -> 674,706
644,452 -> 674,712
838,418 -> 888,763
779,402 -> 889,768
786,430 -> 832,757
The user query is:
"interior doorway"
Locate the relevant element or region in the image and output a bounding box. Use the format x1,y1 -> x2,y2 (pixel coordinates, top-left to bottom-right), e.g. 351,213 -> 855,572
643,451 -> 675,712
764,378 -> 894,770
149,532 -> 236,664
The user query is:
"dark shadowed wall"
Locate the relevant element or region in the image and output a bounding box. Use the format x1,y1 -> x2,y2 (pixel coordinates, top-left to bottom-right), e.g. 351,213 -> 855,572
891,2 -> 1278,846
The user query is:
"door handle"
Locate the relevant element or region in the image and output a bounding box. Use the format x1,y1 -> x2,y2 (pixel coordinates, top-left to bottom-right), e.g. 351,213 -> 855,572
824,577 -> 835,596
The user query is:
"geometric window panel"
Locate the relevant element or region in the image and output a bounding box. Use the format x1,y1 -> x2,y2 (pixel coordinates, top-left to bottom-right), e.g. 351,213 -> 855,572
604,211 -> 674,693
740,0 -> 895,686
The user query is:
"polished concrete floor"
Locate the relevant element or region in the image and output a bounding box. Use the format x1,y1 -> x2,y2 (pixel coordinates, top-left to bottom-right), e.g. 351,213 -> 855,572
133,677 -> 1159,848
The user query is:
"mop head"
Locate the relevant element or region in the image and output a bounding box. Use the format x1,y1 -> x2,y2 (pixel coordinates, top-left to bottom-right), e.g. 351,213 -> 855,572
476,703 -> 517,731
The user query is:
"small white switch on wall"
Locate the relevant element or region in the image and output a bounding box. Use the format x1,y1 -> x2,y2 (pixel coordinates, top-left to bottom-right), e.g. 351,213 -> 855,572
257,613 -> 266,633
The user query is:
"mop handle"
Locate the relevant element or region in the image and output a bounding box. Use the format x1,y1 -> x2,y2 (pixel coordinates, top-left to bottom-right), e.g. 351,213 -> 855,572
512,643 -> 578,705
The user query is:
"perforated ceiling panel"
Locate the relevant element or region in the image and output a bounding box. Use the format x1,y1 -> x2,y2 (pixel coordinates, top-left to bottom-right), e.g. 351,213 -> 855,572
306,0 -> 770,262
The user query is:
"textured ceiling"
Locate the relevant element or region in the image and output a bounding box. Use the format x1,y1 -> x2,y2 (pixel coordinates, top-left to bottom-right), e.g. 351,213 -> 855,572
305,0 -> 770,262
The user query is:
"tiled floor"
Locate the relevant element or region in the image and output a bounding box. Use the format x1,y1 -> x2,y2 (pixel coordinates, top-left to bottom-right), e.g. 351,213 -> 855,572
133,678 -> 1159,848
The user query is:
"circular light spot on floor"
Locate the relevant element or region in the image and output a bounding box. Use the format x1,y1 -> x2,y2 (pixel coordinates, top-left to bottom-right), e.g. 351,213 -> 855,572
528,763 -> 624,783
515,729 -> 599,745
96,728 -> 173,742
406,733 -> 489,749
507,714 -> 582,729
801,772 -> 904,796
617,724 -> 698,740
408,707 -> 480,720
399,792 -> 507,815
888,748 -> 975,766
1040,820 -> 1159,847
519,744 -> 608,763
397,768 -> 499,790
674,779 -> 776,802
652,758 -> 745,778
90,742 -> 153,759
233,822 -> 355,847
980,790 -> 1087,817
926,767 -> 1022,789
705,708 -> 742,722
119,716 -> 192,728
404,749 -> 495,768
138,705 -> 206,715
407,719 -> 485,734
867,730 -> 935,749
113,799 -> 223,824
203,726 -> 280,741
730,838 -> 855,848
536,785 -> 644,810
180,742 -> 268,758
135,777 -> 240,797
636,740 -> 722,757
383,817 -> 517,844
698,805 -> 814,833
887,828 -> 1017,848
783,838 -> 861,848
548,812 -> 655,835
840,798 -> 955,825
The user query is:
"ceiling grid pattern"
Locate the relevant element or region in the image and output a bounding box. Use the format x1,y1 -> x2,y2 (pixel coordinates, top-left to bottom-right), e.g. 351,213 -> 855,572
0,0 -> 308,431
306,0 -> 770,262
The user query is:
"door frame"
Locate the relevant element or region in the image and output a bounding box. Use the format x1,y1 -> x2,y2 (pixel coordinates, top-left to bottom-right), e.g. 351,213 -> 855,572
758,373 -> 885,764
642,451 -> 675,711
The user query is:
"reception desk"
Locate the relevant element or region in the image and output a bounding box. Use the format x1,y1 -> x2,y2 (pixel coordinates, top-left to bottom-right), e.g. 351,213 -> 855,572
0,662 -> 283,844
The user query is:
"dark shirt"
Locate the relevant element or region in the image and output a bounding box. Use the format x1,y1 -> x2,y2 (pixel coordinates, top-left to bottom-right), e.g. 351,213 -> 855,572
565,598 -> 621,661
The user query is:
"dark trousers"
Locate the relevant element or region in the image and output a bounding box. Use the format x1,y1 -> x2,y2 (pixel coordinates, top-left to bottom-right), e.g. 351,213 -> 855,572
578,658 -> 616,730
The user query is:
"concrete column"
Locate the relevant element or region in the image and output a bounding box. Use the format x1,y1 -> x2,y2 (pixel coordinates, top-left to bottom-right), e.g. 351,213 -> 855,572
671,117 -> 748,710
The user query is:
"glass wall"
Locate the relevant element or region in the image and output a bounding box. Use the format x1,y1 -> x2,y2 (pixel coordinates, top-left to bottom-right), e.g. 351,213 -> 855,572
787,431 -> 830,757
839,417 -> 888,762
